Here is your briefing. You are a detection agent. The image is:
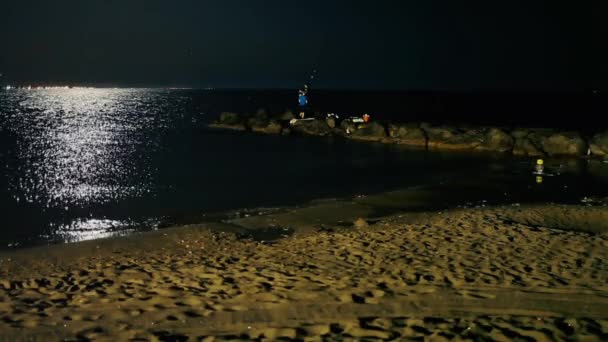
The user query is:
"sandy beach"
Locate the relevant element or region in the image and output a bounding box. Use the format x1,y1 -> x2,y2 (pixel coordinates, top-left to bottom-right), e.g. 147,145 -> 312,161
0,204 -> 607,341
2,0 -> 606,339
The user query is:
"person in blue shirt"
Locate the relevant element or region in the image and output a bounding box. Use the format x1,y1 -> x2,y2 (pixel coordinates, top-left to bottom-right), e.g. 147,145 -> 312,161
298,83 -> 309,119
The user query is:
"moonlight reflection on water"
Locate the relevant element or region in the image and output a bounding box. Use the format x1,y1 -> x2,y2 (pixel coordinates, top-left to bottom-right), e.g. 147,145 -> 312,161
9,89 -> 157,206
2,89 -> 174,243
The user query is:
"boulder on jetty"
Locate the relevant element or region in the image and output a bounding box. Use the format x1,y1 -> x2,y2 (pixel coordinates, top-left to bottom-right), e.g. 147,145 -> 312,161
247,109 -> 284,134
247,117 -> 268,129
527,131 -> 587,156
340,119 -> 358,135
513,129 -> 588,156
291,119 -> 332,136
279,110 -> 296,121
511,129 -> 544,156
590,131 -> 608,157
426,126 -> 484,150
251,120 -> 283,135
387,123 -> 427,148
326,117 -> 336,129
246,114 -> 268,133
426,126 -> 514,153
349,122 -> 387,141
541,132 -> 587,156
247,109 -> 269,127
510,129 -> 530,140
219,112 -> 241,125
479,128 -> 514,152
209,112 -> 247,131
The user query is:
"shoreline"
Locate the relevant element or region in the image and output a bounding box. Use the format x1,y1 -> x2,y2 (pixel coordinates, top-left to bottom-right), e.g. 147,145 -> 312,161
0,203 -> 607,340
4,173 -> 608,252
2,200 -> 607,270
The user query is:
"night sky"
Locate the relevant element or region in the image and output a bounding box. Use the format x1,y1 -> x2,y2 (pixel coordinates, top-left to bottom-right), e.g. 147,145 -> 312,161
0,0 -> 604,90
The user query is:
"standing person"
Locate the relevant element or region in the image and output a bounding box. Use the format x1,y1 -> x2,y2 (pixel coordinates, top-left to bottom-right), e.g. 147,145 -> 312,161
298,83 -> 310,119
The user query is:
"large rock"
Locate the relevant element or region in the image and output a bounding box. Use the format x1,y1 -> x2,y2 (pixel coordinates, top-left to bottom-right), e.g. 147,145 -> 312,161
590,131 -> 608,157
219,112 -> 242,125
425,126 -> 484,150
513,137 -> 544,156
254,109 -> 269,121
340,119 -> 358,135
510,129 -> 530,139
326,117 -> 336,129
208,122 -> 247,131
291,119 -> 332,136
479,128 -> 514,152
426,126 -> 513,152
278,110 -> 295,121
251,120 -> 283,135
247,116 -> 268,129
247,109 -> 270,128
210,112 -> 247,131
420,122 -> 432,130
526,129 -> 555,146
349,122 -> 387,141
387,123 -> 427,148
539,132 -> 587,156
388,123 -> 419,135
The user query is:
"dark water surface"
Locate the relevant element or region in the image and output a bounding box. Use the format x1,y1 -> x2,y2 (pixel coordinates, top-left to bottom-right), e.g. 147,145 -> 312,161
1,88 -> 607,248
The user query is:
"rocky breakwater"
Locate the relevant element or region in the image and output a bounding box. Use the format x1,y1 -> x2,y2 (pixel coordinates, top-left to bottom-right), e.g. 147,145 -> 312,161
209,112 -> 607,159
422,125 -> 514,153
208,110 -> 289,135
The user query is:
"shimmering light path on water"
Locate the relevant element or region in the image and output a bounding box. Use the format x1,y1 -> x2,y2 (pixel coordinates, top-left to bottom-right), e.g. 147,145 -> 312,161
1,89 -> 189,244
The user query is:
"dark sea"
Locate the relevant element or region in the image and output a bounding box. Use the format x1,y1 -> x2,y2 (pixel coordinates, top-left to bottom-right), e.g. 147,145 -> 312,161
0,88 -> 607,248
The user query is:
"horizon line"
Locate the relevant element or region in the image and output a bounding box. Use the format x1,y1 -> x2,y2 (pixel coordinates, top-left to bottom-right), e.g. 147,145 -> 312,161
1,84 -> 601,94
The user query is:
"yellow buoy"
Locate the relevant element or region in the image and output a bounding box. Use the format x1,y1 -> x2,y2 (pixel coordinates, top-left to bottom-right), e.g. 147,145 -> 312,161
534,159 -> 545,174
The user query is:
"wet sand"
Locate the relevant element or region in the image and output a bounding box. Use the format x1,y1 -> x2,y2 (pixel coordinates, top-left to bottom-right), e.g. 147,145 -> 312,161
1,204 -> 607,341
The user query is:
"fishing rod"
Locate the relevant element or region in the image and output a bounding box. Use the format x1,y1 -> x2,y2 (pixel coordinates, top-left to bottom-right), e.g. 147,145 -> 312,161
306,68 -> 317,86
302,68 -> 317,93
308,68 -> 317,83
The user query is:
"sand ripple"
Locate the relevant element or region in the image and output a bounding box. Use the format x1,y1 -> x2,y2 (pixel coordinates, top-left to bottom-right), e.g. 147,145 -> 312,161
0,205 -> 607,340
